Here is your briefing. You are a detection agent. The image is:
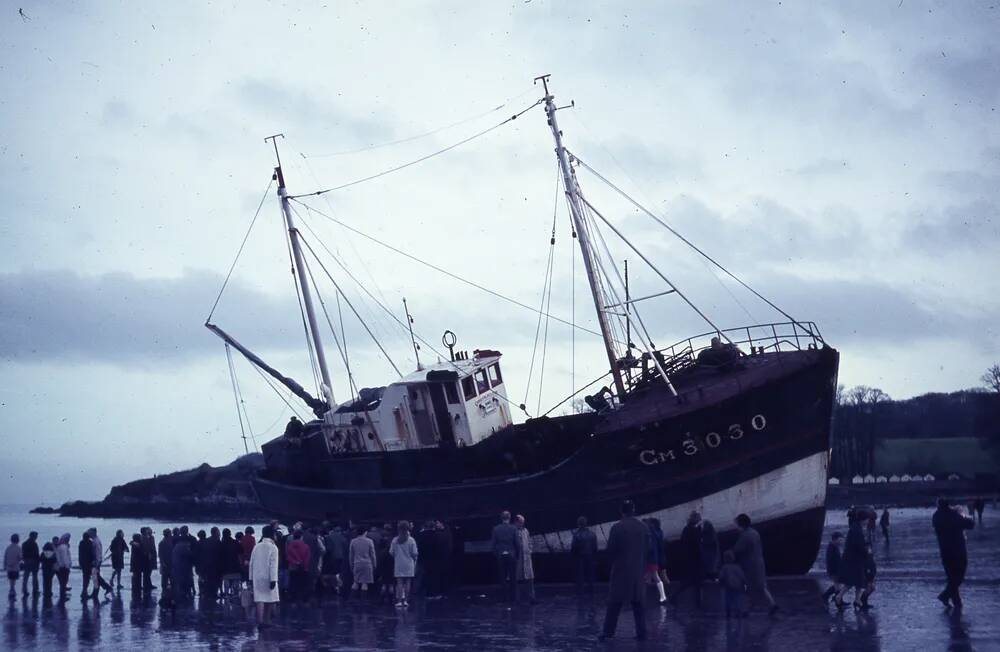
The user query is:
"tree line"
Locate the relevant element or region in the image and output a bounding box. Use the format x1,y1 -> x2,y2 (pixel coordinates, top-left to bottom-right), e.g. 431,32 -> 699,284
829,363 -> 1000,477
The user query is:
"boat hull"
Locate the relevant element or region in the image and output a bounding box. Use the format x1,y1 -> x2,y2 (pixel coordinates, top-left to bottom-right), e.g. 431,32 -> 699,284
253,346 -> 838,580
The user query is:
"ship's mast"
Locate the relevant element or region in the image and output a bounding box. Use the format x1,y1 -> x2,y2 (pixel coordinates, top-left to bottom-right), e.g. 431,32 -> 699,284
265,134 -> 335,409
536,76 -> 626,397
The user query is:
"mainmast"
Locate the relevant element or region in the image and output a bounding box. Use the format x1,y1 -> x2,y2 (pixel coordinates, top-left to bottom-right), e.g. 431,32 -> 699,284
535,76 -> 626,397
265,134 -> 336,409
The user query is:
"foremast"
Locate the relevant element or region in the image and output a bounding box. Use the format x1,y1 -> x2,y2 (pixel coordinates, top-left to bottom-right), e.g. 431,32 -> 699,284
536,76 -> 626,398
266,134 -> 336,410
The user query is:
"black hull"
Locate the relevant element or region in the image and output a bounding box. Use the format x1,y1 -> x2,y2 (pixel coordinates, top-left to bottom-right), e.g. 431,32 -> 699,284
254,346 -> 839,577
450,505 -> 828,583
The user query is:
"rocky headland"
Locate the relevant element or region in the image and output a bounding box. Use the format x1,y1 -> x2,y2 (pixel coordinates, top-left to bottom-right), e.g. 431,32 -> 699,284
33,454 -> 269,520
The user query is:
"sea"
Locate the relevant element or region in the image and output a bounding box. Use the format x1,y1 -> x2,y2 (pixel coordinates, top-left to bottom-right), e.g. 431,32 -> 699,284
1,505 -> 998,651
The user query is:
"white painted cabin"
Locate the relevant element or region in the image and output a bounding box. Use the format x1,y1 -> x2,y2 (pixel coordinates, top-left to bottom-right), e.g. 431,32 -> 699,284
323,349 -> 513,453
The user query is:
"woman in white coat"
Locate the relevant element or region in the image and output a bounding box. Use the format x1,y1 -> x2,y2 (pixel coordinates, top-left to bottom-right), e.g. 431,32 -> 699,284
514,515 -> 537,604
249,525 -> 279,628
389,521 -> 419,608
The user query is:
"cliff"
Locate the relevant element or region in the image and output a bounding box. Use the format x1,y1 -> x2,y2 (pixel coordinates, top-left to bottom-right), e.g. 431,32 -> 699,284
35,453 -> 269,520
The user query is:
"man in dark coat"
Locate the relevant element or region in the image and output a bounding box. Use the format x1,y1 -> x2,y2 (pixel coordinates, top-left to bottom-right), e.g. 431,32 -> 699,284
435,521 -> 454,594
415,521 -> 440,598
158,529 -> 174,592
732,513 -> 778,616
671,511 -> 705,607
491,511 -> 521,603
199,527 -> 223,602
571,516 -> 597,595
932,498 -> 975,608
141,527 -> 158,592
20,531 -> 40,597
78,531 -> 95,602
599,500 -> 647,641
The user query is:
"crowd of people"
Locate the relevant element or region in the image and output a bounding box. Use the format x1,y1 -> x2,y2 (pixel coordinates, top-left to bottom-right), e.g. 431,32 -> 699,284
820,499 -> 983,613
595,503 -> 779,641
2,496 -> 987,635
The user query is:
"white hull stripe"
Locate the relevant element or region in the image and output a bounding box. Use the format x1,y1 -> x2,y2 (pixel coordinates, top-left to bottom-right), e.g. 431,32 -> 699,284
466,450 -> 828,554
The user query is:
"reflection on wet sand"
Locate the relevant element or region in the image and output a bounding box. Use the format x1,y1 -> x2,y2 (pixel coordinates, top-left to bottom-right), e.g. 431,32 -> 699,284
2,508 -> 998,651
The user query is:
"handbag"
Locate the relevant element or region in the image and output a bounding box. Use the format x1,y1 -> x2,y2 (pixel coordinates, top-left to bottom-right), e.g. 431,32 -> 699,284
240,582 -> 254,609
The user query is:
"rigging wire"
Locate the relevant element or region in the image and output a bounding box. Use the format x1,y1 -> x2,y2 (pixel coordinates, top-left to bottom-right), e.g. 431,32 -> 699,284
290,99 -> 545,198
535,165 -> 563,414
224,343 -> 251,455
296,212 -> 534,417
299,248 -> 360,397
295,147 -> 400,342
206,177 -> 274,322
281,204 -> 323,395
577,192 -> 732,346
291,198 -> 608,339
523,164 -> 561,407
292,220 -> 404,377
231,352 -> 259,452
541,371 -> 612,418
564,113 -> 755,323
248,362 -> 306,421
536,252 -> 555,416
571,153 -> 816,338
301,87 -> 535,158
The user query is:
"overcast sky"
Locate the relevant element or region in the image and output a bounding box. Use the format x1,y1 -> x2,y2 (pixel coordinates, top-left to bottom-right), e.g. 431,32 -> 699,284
1,1 -> 997,504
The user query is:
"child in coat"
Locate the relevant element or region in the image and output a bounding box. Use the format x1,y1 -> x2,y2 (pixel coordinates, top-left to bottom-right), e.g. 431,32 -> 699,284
718,550 -> 747,619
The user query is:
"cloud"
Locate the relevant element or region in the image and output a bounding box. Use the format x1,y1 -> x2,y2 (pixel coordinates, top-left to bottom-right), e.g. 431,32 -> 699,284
237,78 -> 395,149
0,268 -> 302,365
794,158 -> 850,176
904,199 -> 1000,251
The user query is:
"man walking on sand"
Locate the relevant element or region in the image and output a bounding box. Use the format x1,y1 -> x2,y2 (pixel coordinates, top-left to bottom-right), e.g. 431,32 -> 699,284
933,498 -> 975,609
732,514 -> 778,616
599,500 -> 647,642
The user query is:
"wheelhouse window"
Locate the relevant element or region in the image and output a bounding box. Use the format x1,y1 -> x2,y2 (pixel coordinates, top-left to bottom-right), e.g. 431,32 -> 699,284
475,369 -> 490,394
462,376 -> 476,401
445,382 -> 460,404
488,363 -> 503,387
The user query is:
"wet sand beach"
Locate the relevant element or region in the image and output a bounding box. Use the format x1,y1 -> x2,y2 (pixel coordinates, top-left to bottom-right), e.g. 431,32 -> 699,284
2,507 -> 998,651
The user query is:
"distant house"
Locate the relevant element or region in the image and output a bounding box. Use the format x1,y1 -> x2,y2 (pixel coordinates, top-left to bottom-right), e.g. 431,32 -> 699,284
876,475 -> 888,483
863,474 -> 875,484
888,475 -> 901,483
901,474 -> 912,482
828,477 -> 841,485
852,475 -> 864,484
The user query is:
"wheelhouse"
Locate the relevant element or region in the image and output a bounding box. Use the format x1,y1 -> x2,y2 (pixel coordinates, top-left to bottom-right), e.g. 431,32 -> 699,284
323,349 -> 512,453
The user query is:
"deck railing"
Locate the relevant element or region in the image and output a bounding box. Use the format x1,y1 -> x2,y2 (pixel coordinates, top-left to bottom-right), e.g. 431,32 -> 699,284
624,321 -> 825,388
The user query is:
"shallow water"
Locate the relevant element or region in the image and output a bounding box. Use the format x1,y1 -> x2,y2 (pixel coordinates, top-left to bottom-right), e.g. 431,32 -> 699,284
1,505 -> 998,651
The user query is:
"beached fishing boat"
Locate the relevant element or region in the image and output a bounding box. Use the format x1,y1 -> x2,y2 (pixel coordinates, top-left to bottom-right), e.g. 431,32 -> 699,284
206,76 -> 839,581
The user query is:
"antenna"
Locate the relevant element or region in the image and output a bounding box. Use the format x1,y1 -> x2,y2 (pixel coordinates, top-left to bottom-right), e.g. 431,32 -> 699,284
265,134 -> 286,187
442,330 -> 457,362
403,298 -> 422,371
